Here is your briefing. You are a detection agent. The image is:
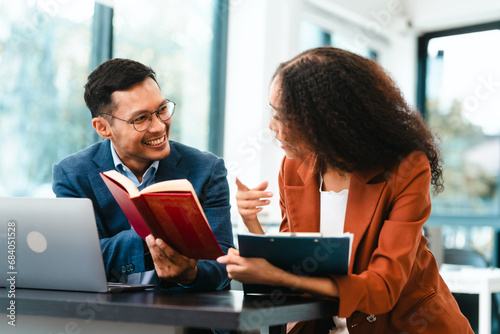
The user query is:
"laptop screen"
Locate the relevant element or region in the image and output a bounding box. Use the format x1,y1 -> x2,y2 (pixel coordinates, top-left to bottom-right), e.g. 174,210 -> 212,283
0,197 -> 109,292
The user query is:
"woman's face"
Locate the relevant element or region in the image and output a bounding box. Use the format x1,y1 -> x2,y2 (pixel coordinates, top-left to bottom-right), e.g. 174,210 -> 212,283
268,76 -> 309,160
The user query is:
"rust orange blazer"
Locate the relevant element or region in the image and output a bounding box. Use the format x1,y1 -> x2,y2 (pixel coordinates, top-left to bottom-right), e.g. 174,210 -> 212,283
279,151 -> 472,334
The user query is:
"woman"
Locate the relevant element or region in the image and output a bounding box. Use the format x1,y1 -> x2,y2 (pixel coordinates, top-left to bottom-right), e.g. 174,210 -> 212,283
217,47 -> 472,333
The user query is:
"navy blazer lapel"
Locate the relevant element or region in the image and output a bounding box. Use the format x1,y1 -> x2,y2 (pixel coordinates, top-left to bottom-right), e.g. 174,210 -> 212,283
88,140 -> 189,206
93,139 -> 115,171
155,142 -> 189,181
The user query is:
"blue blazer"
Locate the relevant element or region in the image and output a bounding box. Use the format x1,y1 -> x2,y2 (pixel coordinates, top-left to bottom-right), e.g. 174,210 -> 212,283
52,139 -> 234,291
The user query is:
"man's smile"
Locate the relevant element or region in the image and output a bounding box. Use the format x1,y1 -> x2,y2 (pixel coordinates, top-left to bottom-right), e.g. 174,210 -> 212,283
144,134 -> 167,146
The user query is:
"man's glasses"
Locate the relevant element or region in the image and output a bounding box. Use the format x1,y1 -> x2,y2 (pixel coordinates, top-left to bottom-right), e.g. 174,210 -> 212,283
100,100 -> 176,132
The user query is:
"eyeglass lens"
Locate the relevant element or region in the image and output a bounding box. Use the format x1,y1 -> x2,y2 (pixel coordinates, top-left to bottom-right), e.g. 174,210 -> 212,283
133,102 -> 175,131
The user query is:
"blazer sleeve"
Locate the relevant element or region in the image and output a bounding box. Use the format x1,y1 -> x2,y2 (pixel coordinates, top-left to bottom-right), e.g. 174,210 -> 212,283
159,156 -> 234,291
332,151 -> 432,317
52,162 -> 146,282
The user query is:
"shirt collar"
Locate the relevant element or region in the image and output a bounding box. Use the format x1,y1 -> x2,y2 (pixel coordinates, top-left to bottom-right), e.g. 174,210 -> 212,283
110,143 -> 159,190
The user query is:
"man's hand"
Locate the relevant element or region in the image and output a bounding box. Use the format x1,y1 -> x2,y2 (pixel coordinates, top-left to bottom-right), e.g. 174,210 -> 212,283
146,235 -> 198,285
235,177 -> 273,234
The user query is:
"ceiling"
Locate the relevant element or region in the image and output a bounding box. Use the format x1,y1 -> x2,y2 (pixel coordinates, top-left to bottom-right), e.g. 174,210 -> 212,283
326,0 -> 500,33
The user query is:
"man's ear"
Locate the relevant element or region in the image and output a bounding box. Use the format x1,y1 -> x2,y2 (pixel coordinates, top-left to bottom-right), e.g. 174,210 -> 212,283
92,117 -> 113,139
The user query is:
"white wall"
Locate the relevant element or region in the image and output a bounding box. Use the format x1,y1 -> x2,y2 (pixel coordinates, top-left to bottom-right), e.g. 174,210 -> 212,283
224,0 -> 302,231
378,32 -> 418,106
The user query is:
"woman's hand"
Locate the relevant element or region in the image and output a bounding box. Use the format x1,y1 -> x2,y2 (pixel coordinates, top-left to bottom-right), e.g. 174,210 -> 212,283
235,178 -> 273,234
218,248 -> 340,298
217,248 -> 287,285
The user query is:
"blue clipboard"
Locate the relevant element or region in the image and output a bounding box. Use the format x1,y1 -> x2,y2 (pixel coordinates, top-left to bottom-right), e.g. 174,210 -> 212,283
237,232 -> 353,294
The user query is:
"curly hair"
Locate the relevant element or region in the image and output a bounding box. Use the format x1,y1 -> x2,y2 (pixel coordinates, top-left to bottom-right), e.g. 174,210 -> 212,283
273,46 -> 444,194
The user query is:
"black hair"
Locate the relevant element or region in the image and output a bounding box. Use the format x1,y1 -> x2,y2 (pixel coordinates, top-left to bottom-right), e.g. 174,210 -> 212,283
84,58 -> 158,118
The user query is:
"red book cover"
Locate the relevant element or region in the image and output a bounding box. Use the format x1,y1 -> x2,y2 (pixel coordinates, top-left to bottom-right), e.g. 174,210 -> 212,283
100,173 -> 152,239
99,170 -> 224,260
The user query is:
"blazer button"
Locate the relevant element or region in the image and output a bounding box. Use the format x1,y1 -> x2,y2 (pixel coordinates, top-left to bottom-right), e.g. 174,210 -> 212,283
121,265 -> 126,273
130,264 -> 135,272
366,314 -> 377,323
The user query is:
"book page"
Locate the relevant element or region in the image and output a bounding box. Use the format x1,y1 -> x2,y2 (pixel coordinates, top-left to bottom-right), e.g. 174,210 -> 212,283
102,170 -> 140,197
265,232 -> 323,237
140,178 -> 194,194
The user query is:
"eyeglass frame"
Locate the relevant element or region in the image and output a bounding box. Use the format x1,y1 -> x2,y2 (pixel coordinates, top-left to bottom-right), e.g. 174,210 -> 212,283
99,99 -> 176,132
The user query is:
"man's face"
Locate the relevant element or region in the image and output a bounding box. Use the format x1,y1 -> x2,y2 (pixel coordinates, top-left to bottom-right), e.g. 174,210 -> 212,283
96,77 -> 172,175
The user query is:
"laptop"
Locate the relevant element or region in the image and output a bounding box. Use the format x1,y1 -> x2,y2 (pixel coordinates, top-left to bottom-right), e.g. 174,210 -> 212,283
0,197 -> 154,293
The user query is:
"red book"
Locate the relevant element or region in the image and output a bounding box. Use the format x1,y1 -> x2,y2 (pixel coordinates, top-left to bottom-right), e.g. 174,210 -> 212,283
100,170 -> 224,260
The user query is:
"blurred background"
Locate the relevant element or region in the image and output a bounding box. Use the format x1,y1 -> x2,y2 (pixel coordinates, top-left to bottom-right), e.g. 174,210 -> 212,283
1,0 -> 500,284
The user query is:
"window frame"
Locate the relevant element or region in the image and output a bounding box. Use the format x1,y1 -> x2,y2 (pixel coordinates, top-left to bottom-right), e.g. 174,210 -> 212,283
90,0 -> 228,156
417,21 -> 500,230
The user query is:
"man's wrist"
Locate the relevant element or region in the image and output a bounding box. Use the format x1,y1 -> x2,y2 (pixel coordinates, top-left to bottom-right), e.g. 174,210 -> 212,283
177,264 -> 199,286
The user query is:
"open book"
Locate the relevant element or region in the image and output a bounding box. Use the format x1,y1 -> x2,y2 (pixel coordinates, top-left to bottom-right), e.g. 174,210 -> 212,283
100,170 -> 223,260
238,232 -> 353,294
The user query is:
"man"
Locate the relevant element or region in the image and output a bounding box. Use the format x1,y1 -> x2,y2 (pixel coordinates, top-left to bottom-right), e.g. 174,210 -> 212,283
53,58 -> 234,291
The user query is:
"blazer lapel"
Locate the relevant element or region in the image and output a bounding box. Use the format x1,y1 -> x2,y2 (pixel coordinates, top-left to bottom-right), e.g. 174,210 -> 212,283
92,139 -> 115,171
344,166 -> 387,272
283,154 -> 388,273
155,142 -> 189,181
284,155 -> 321,232
87,140 -> 189,218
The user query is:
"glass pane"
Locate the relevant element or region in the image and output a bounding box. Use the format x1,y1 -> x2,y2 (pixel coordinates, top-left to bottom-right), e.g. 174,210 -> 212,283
113,0 -> 215,151
299,20 -> 331,52
0,0 -> 94,196
442,225 -> 494,263
426,29 -> 500,216
298,19 -> 377,60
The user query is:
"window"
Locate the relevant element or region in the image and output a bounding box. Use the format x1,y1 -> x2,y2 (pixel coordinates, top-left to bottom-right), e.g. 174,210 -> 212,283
299,20 -> 331,52
0,0 -> 94,196
418,22 -> 500,262
0,0 -> 227,197
423,27 -> 500,217
298,18 -> 378,60
113,0 -> 220,151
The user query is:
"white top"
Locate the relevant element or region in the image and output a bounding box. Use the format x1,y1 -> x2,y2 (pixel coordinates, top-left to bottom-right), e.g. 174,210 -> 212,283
320,191 -> 348,237
319,177 -> 348,237
319,176 -> 350,334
